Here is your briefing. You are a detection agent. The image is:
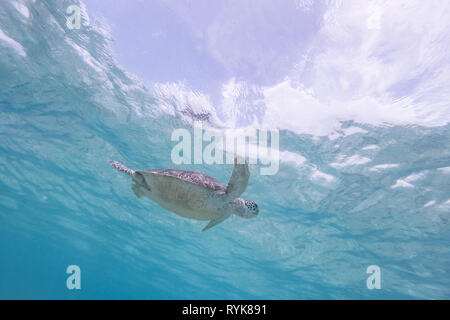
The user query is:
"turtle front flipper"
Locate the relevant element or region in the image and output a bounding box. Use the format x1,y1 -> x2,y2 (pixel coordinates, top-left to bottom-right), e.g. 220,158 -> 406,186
202,213 -> 231,232
225,156 -> 250,200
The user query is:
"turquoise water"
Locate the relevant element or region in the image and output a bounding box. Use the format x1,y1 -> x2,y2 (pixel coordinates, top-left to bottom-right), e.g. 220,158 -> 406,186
1,1 -> 450,299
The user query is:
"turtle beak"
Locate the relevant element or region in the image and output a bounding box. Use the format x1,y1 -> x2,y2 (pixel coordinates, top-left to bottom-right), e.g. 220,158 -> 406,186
253,203 -> 259,216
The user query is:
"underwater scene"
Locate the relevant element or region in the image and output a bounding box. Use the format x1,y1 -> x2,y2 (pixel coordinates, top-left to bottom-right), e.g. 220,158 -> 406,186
0,0 -> 449,299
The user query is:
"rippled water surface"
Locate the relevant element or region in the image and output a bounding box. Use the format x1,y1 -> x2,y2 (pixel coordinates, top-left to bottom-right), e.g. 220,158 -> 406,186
1,1 -> 450,299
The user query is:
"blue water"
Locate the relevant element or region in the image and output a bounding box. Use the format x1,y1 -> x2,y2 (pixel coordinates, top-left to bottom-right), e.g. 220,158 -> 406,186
1,1 -> 450,299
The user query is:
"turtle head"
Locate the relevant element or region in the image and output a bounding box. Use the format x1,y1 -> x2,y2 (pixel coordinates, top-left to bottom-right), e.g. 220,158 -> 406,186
231,198 -> 259,219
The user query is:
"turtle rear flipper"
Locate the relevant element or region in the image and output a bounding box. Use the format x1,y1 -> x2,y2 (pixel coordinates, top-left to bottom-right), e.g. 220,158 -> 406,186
132,182 -> 144,198
109,160 -> 135,176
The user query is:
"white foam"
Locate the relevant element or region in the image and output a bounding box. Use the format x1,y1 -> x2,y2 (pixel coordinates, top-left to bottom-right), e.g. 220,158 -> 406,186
330,155 -> 371,168
262,80 -> 336,136
328,126 -> 368,140
391,179 -> 414,189
220,78 -> 263,127
404,172 -> 428,182
423,200 -> 436,207
342,126 -> 368,136
279,151 -> 306,166
79,2 -> 91,27
310,168 -> 336,185
256,1 -> 450,135
14,2 -> 30,19
135,1 -> 450,139
362,145 -> 379,150
369,164 -> 399,172
64,38 -> 104,74
153,82 -> 220,124
391,171 -> 428,188
437,167 -> 450,174
437,199 -> 450,211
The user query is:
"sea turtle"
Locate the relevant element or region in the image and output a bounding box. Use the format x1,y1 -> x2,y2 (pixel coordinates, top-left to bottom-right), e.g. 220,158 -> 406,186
109,157 -> 259,231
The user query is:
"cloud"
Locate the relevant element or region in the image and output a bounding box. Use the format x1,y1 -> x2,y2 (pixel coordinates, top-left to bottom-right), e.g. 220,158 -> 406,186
151,1 -> 450,137
203,0 -> 322,84
257,0 -> 450,135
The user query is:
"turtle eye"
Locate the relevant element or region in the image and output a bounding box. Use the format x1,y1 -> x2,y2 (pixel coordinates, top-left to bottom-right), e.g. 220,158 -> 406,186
245,200 -> 258,213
